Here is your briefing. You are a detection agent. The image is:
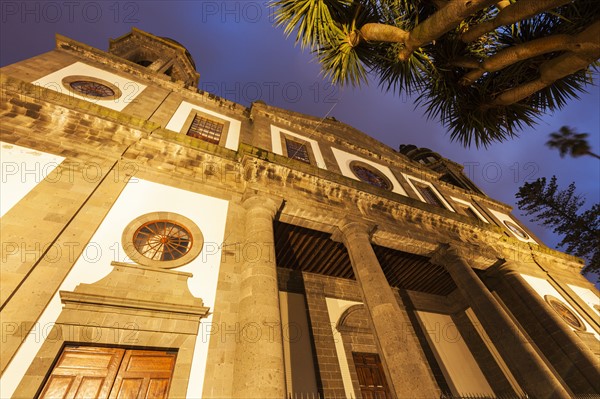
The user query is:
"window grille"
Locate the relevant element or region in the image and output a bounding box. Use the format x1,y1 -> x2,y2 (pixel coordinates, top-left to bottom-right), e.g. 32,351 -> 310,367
187,115 -> 224,144
416,184 -> 444,207
285,139 -> 311,164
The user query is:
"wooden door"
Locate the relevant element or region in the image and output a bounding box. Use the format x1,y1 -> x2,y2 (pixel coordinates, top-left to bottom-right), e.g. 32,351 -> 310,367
39,346 -> 176,399
108,350 -> 177,399
38,346 -> 124,399
352,352 -> 392,399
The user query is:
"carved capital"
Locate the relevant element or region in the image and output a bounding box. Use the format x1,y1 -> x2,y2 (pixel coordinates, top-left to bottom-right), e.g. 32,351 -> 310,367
429,242 -> 475,268
430,242 -> 503,270
332,217 -> 376,244
241,190 -> 283,218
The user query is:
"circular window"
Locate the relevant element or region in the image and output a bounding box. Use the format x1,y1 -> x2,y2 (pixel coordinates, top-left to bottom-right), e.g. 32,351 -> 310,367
503,220 -> 529,239
122,212 -> 203,269
544,295 -> 586,331
133,221 -> 192,261
70,81 -> 115,97
349,161 -> 392,190
62,76 -> 122,100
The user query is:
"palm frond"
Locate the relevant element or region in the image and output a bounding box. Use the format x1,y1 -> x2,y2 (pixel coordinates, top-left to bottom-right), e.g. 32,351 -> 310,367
270,0 -> 600,147
373,44 -> 431,95
270,0 -> 348,49
317,22 -> 370,86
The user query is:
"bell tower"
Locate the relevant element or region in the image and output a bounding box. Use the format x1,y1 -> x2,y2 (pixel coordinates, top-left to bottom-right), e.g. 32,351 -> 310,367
108,27 -> 200,86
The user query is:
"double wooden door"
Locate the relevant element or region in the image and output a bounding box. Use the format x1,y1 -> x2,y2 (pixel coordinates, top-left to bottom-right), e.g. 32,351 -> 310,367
352,352 -> 392,399
38,346 -> 176,399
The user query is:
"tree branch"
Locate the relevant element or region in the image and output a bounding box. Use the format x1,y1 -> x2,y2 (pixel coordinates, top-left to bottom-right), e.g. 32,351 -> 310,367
496,1 -> 510,10
461,0 -> 572,43
491,22 -> 600,106
430,0 -> 450,10
351,23 -> 410,46
460,33 -> 600,85
490,53 -> 594,105
397,0 -> 498,61
586,152 -> 600,160
450,56 -> 481,69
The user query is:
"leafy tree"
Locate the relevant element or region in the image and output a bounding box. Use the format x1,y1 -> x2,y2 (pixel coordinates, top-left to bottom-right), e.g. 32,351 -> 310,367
547,126 -> 600,159
516,176 -> 599,276
270,0 -> 600,147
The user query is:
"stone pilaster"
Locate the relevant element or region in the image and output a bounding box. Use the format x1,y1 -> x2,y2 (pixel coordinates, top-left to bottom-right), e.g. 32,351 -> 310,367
232,195 -> 285,398
335,220 -> 440,399
430,244 -> 571,399
498,263 -> 600,392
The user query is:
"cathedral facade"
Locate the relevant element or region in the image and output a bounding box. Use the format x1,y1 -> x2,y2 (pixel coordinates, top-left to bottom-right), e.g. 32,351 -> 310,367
0,29 -> 598,399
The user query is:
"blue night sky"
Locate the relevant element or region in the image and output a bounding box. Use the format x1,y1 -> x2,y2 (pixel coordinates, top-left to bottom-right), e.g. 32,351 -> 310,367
1,1 -> 598,278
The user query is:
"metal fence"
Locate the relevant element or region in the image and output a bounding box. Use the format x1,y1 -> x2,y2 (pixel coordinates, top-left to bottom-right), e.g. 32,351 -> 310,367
288,393 -> 600,399
440,394 -> 529,399
287,393 -> 323,399
439,394 -> 600,399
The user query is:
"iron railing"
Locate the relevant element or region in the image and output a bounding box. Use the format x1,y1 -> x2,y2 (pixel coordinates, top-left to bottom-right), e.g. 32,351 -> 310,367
287,392 -> 600,399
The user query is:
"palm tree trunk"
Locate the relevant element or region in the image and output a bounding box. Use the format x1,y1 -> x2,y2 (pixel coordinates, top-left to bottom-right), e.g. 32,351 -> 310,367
461,0 -> 572,43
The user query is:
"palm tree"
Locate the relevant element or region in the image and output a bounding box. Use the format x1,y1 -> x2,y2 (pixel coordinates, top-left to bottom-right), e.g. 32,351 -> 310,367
547,126 -> 600,159
270,0 -> 600,148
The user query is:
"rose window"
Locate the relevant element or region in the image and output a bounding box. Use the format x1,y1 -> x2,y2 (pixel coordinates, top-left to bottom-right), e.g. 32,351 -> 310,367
350,162 -> 392,190
69,80 -> 116,97
133,220 -> 192,261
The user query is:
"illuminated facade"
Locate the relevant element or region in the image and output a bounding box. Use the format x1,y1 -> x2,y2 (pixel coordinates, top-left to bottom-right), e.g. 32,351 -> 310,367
1,29 -> 599,398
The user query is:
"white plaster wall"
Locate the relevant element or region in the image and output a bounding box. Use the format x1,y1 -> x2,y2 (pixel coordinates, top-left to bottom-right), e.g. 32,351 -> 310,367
32,61 -> 147,112
325,297 -> 362,399
0,142 -> 64,217
402,173 -> 455,212
0,179 -> 228,398
567,284 -> 600,318
270,125 -> 327,169
521,274 -> 599,339
279,291 -> 319,394
417,311 -> 494,396
331,147 -> 407,196
165,101 -> 241,151
450,196 -> 488,223
488,209 -> 537,244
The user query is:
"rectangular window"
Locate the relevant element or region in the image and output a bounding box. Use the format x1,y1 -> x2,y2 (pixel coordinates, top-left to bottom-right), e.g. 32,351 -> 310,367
186,115 -> 224,144
450,196 -> 487,222
285,138 -> 311,164
415,184 -> 444,207
462,205 -> 481,220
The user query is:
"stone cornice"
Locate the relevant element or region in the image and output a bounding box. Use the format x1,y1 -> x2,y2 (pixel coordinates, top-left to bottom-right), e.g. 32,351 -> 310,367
60,261 -> 210,317
60,291 -> 210,317
252,104 -> 512,213
123,132 -> 578,269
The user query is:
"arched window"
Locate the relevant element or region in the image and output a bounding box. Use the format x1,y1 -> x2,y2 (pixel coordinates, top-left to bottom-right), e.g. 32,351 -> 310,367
350,161 -> 392,190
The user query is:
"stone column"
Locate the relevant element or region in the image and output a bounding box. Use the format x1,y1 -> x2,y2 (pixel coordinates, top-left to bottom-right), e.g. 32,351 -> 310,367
336,220 -> 440,399
232,195 -> 285,398
430,244 -> 571,399
498,263 -> 600,391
